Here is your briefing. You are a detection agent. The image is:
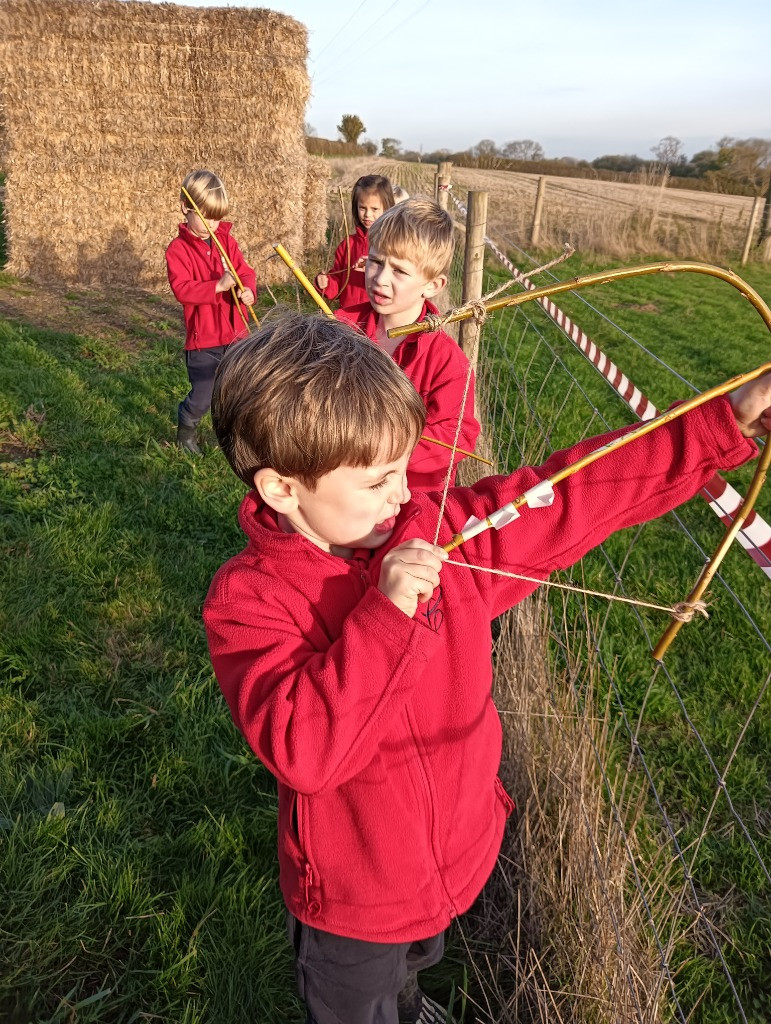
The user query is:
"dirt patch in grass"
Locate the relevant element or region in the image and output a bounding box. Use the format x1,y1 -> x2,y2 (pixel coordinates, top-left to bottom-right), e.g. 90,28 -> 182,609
0,275 -> 182,349
627,302 -> 660,313
0,429 -> 40,462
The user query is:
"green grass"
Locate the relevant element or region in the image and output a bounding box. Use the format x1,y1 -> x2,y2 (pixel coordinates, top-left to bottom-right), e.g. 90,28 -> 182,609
482,251 -> 771,1023
0,310 -> 294,1022
0,281 -> 469,1021
3,245 -> 771,1021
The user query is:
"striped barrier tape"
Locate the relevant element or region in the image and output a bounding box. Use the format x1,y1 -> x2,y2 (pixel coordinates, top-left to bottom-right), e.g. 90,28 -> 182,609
448,192 -> 771,579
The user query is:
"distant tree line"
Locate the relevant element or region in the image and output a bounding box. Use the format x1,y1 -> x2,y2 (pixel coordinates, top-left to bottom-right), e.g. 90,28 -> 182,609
420,136 -> 771,198
304,119 -> 771,204
401,134 -> 771,199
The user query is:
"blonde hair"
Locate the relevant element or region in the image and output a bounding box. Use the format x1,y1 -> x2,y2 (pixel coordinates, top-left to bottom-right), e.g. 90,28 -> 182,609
367,197 -> 454,279
180,169 -> 229,220
212,311 -> 426,489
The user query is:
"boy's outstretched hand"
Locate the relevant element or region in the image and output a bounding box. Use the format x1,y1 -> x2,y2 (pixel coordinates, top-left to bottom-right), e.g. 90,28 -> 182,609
378,539 -> 449,618
728,369 -> 771,437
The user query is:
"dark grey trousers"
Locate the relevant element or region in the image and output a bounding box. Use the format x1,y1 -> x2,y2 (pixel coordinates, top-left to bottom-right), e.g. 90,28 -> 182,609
178,344 -> 229,427
287,912 -> 445,1024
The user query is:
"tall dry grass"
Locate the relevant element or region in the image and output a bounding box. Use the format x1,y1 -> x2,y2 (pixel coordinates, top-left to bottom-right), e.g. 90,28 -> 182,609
449,400 -> 666,1023
320,158 -> 765,263
455,596 -> 662,1024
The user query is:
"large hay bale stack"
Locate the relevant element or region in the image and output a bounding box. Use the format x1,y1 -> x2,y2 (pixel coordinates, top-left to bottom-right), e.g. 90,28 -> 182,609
0,0 -> 318,289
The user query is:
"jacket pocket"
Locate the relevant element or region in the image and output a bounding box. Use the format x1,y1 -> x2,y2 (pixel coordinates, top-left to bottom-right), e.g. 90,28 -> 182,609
292,791 -> 322,919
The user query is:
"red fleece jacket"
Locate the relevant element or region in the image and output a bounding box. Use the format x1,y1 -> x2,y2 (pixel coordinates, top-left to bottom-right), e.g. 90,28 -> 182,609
165,221 -> 257,350
203,397 -> 755,943
337,300 -> 481,491
315,226 -> 369,309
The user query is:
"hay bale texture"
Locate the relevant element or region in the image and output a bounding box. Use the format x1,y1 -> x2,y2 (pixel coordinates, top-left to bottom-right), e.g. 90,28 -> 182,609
0,0 -> 319,288
303,156 -> 331,255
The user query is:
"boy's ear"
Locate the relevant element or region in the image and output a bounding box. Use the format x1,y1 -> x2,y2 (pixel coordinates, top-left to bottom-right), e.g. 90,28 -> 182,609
422,273 -> 448,299
254,468 -> 300,513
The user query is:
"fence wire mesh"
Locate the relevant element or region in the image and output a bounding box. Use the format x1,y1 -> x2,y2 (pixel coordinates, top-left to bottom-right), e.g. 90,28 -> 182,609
445,189 -> 771,1024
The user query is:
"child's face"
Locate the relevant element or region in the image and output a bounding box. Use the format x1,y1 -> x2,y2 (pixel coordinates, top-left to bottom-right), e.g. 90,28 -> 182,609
357,191 -> 384,230
181,202 -> 221,240
365,248 -> 443,324
275,448 -> 413,555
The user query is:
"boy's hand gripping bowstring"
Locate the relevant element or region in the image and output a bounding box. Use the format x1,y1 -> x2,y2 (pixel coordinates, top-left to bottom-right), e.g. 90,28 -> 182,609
377,539 -> 449,619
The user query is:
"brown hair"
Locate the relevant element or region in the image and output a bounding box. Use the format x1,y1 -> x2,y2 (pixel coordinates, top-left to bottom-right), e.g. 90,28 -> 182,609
180,169 -> 229,220
351,174 -> 394,232
212,311 -> 426,489
367,197 -> 455,279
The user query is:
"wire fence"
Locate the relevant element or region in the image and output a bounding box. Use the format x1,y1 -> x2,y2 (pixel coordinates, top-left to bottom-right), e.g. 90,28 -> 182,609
311,169 -> 771,1020
444,188 -> 771,1023
318,156 -> 768,264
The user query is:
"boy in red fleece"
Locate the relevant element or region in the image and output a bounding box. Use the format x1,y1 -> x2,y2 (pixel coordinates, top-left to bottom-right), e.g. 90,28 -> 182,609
165,169 -> 257,454
203,312 -> 769,1024
336,197 -> 480,492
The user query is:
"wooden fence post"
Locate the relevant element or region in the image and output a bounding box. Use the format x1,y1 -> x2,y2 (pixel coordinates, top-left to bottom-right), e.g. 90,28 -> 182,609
459,190 -> 488,374
530,175 -> 546,248
437,162 -> 452,211
741,196 -> 763,266
756,193 -> 771,246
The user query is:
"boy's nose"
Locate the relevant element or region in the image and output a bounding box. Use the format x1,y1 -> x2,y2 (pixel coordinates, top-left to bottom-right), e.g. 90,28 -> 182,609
390,474 -> 410,505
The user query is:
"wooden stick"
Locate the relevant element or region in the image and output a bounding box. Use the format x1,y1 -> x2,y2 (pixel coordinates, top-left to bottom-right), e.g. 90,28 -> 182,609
272,244 -> 334,317
421,435 -> 492,465
339,186 -> 352,297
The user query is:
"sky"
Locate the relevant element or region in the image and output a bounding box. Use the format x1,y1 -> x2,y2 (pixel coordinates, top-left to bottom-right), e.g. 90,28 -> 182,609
157,0 -> 771,161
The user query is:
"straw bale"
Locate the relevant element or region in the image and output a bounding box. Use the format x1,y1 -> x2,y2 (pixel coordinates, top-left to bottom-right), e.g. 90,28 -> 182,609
0,0 -> 322,288
303,156 -> 330,254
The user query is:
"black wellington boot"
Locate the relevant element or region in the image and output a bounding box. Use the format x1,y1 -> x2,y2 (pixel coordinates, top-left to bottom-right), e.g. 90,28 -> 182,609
177,421 -> 201,454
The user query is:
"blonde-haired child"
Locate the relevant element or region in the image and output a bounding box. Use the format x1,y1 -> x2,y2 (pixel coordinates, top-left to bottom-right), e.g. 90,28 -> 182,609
315,174 -> 394,310
165,169 -> 257,454
337,196 -> 480,491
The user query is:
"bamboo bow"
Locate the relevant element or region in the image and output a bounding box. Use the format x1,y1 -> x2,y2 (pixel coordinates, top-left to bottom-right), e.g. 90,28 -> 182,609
412,260 -> 771,662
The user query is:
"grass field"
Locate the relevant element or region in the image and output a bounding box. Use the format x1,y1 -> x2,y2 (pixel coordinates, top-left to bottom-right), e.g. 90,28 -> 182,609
0,271 -> 477,1021
2,210 -> 771,1022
